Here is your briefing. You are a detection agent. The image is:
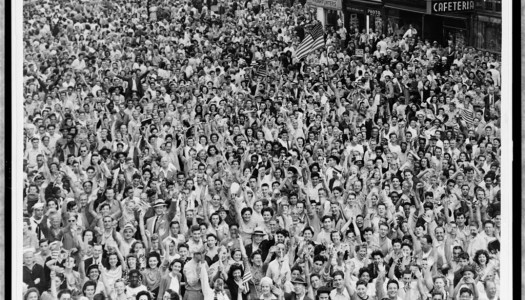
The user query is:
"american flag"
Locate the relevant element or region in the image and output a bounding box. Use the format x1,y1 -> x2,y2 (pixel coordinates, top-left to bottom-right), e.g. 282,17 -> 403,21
295,23 -> 325,60
242,269 -> 252,289
460,107 -> 475,127
252,62 -> 267,78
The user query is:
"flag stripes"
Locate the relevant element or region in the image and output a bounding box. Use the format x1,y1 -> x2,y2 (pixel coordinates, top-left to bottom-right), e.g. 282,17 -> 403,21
460,107 -> 474,127
242,269 -> 253,290
295,23 -> 325,60
242,269 -> 252,284
253,63 -> 267,78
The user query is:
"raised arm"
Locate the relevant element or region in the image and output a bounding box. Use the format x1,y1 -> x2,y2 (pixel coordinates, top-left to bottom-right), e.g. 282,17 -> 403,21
179,199 -> 189,234
375,263 -> 387,299
138,210 -> 150,249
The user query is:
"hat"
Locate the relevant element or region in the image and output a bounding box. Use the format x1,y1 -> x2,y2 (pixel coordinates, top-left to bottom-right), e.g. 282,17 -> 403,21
33,203 -> 45,210
152,199 -> 167,207
290,276 -> 307,285
461,264 -> 476,276
253,228 -> 266,236
23,247 -> 36,254
100,147 -> 111,155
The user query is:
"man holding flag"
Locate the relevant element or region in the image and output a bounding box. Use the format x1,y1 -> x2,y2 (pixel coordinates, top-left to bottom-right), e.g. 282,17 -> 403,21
295,21 -> 325,61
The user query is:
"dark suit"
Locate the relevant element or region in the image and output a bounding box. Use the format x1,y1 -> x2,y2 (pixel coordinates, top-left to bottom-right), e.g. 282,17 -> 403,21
444,46 -> 456,62
367,262 -> 380,280
84,256 -> 109,273
424,145 -> 437,156
425,101 -> 438,115
291,87 -> 302,99
145,201 -> 178,241
483,94 -> 499,120
115,110 -> 131,130
63,142 -> 80,158
23,263 -> 47,294
245,239 -> 274,261
117,71 -> 150,98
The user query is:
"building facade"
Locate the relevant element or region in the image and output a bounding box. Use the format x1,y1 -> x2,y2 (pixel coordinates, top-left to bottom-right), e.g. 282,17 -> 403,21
341,0 -> 501,52
472,0 -> 501,53
306,0 -> 343,28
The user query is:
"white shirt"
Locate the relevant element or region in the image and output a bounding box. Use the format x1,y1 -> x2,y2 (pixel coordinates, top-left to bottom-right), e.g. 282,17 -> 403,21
126,285 -> 148,299
330,288 -> 350,300
266,257 -> 291,284
168,273 -> 181,294
200,260 -> 229,300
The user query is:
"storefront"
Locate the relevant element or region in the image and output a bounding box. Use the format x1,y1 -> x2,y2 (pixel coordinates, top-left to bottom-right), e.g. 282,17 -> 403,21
472,0 -> 501,53
381,0 -> 481,48
339,0 -> 499,51
382,0 -> 427,37
306,0 -> 342,28
472,14 -> 501,53
343,0 -> 383,34
424,0 -> 474,46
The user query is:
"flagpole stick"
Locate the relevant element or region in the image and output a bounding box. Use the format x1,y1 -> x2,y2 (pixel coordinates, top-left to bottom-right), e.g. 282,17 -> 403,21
366,15 -> 370,38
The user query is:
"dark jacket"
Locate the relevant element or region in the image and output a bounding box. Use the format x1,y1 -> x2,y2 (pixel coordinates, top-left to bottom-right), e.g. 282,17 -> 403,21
117,71 -> 150,98
245,239 -> 275,261
23,263 -> 47,294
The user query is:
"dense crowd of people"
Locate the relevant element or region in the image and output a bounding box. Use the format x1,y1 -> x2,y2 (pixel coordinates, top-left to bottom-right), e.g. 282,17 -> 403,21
22,0 -> 502,299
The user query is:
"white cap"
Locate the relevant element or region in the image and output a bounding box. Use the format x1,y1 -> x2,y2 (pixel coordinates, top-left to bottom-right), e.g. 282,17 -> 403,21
33,203 -> 45,210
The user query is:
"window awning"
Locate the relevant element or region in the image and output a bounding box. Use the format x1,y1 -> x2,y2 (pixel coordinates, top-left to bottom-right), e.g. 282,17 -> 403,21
384,3 -> 427,14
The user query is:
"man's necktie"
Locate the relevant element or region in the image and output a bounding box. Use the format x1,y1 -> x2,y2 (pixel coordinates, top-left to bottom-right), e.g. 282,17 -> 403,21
154,216 -> 161,233
34,220 -> 41,239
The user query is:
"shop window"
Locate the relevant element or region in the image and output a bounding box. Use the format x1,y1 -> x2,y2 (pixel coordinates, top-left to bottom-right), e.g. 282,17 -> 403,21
482,0 -> 501,12
326,9 -> 339,28
387,17 -> 401,36
349,13 -> 363,32
371,15 -> 383,35
475,19 -> 501,52
444,27 -> 466,48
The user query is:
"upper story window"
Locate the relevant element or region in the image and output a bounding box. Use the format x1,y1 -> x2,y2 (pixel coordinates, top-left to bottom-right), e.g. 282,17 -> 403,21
482,0 -> 501,13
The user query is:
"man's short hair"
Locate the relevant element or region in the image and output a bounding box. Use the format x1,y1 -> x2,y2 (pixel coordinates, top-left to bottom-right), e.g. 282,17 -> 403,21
57,289 -> 73,299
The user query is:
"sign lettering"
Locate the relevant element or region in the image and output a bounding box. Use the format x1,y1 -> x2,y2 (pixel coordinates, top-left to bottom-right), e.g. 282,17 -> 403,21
368,9 -> 381,16
431,0 -> 475,13
307,0 -> 342,10
346,7 -> 365,14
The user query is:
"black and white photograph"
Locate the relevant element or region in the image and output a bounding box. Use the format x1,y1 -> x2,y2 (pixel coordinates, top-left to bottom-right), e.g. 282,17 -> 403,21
10,0 -> 514,299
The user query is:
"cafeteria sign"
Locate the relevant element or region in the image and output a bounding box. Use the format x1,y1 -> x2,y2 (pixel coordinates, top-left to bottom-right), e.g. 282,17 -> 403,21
307,0 -> 342,10
431,0 -> 474,13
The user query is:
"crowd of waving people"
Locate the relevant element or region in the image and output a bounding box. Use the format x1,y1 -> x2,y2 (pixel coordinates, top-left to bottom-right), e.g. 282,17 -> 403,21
22,0 -> 502,299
